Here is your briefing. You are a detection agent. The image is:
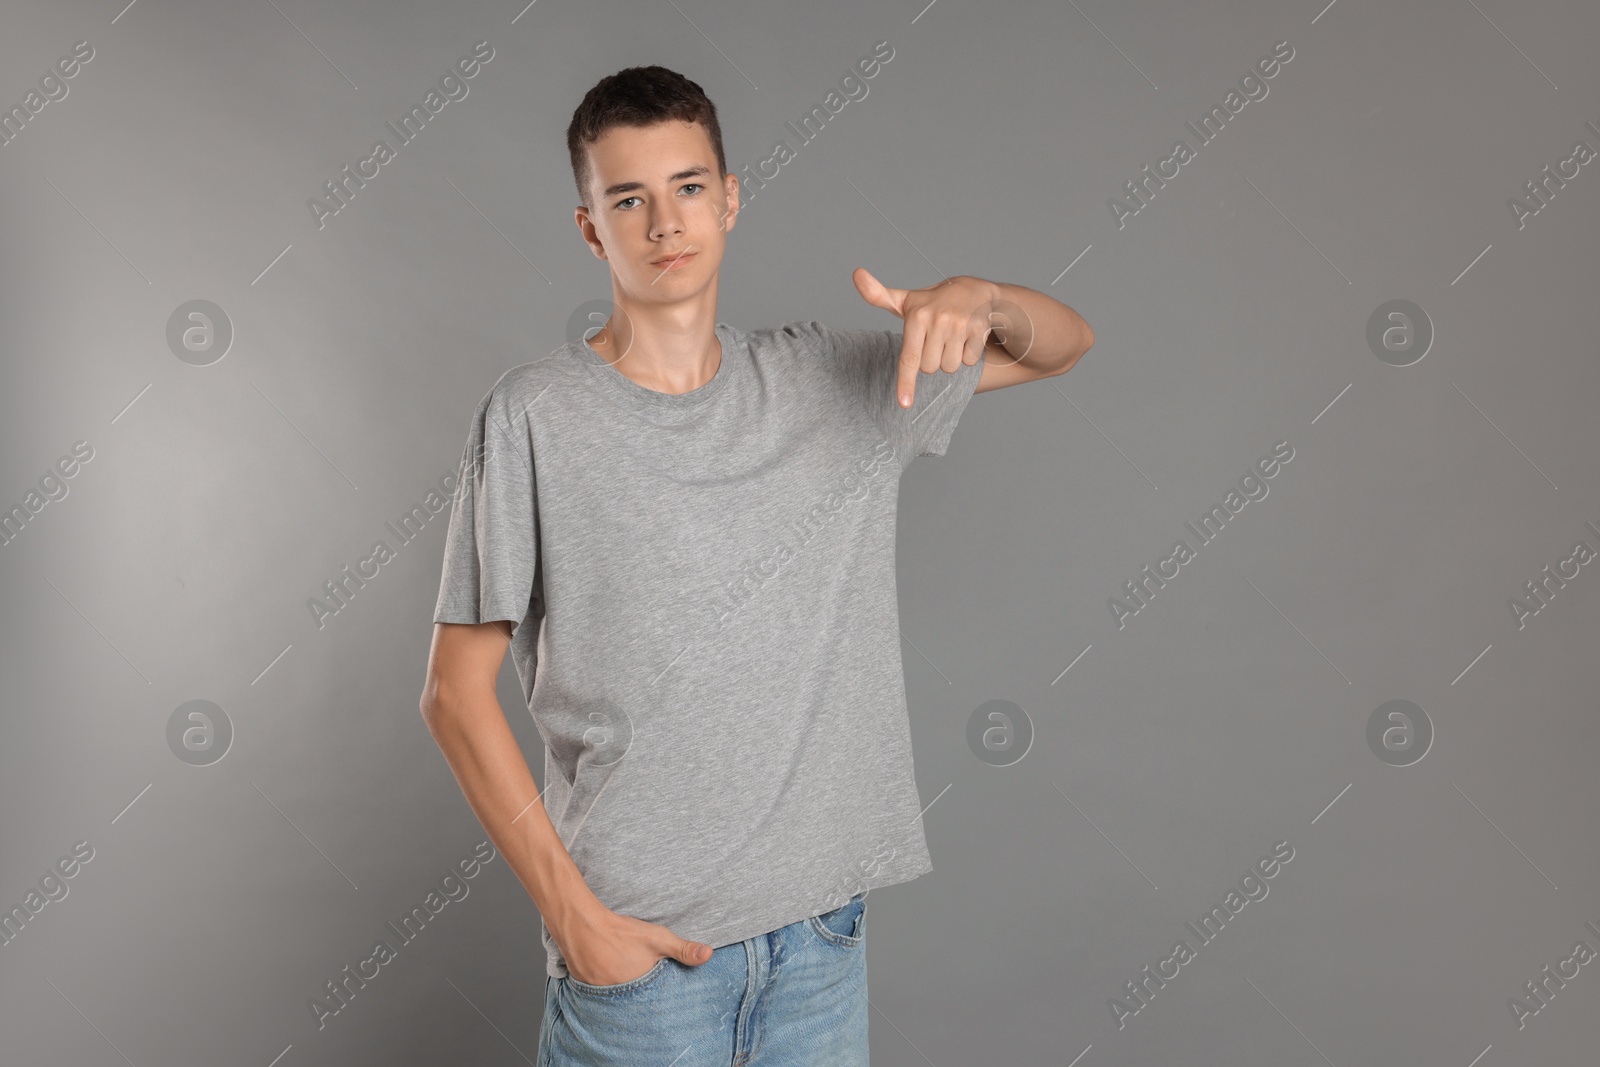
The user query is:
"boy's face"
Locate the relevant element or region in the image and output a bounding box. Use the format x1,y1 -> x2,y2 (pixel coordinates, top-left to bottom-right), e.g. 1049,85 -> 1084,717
575,119 -> 739,302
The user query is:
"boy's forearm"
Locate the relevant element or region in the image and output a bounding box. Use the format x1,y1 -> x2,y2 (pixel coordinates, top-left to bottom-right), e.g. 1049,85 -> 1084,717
421,691 -> 600,941
960,275 -> 1095,375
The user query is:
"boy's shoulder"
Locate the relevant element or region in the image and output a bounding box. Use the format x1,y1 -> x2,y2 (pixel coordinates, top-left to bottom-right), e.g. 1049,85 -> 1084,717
475,346 -> 583,423
757,318 -> 898,353
755,319 -> 828,352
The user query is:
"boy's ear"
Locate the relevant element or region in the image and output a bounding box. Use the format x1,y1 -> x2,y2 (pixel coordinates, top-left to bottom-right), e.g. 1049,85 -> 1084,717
717,174 -> 740,232
574,205 -> 608,260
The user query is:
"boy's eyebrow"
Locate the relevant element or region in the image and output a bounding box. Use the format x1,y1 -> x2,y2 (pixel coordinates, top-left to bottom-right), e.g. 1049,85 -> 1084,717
601,165 -> 714,199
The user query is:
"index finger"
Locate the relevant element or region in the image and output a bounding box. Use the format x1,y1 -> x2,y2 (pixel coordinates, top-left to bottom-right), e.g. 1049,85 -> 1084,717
897,315 -> 928,409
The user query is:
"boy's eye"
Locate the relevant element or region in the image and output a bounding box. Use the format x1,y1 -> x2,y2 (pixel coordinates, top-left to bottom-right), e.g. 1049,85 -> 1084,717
616,184 -> 704,210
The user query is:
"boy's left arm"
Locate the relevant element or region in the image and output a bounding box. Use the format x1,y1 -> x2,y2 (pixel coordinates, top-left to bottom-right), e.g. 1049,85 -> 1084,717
962,275 -> 1095,395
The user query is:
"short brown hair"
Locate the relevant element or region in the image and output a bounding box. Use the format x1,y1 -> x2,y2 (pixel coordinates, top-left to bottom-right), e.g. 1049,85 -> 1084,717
566,65 -> 727,211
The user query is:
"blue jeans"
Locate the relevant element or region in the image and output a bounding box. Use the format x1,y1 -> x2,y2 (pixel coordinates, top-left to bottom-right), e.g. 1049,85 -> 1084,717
537,892 -> 870,1066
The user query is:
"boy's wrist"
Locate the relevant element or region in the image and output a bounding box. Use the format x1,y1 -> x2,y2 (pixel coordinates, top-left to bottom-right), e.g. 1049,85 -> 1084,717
539,865 -> 606,940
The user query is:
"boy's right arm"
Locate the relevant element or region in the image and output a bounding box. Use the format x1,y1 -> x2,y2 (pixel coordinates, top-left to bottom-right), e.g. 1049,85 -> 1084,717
418,620 -> 713,984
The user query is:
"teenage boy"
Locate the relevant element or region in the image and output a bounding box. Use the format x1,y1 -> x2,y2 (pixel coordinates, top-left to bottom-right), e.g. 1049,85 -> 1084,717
420,65 -> 1093,1065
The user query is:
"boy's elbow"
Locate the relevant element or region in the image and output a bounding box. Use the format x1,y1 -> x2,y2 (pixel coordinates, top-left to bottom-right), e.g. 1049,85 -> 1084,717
420,619 -> 512,724
419,677 -> 470,726
419,671 -> 471,727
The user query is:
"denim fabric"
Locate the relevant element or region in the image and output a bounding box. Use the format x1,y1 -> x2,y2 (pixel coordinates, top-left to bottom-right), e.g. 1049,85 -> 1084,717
537,893 -> 870,1066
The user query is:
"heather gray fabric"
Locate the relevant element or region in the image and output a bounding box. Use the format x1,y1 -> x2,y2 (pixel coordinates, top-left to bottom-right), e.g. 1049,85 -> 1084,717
433,319 -> 984,979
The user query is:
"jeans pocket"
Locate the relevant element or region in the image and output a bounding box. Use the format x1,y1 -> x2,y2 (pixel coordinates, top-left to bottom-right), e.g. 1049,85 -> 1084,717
808,893 -> 866,947
563,956 -> 672,997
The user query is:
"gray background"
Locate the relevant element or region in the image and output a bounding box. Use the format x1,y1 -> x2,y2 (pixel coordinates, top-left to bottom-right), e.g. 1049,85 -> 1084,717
2,0 -> 1598,1064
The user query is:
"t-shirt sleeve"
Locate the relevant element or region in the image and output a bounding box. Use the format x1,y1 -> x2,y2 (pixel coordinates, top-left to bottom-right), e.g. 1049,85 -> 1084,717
800,319 -> 984,462
432,385 -> 540,636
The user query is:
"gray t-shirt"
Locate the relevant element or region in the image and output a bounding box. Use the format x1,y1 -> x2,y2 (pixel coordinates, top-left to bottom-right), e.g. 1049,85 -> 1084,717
433,319 -> 983,978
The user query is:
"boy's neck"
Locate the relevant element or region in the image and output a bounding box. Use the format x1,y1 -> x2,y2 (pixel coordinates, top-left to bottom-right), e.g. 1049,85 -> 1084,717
594,292 -> 723,395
